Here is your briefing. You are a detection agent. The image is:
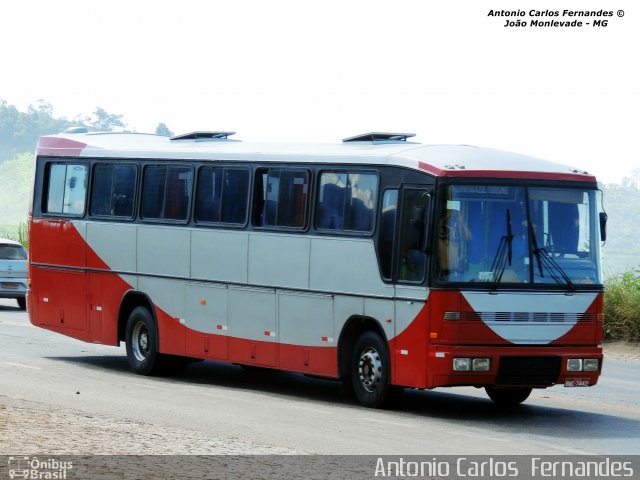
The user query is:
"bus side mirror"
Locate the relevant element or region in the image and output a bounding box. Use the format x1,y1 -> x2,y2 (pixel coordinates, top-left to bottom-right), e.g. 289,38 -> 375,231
599,212 -> 608,242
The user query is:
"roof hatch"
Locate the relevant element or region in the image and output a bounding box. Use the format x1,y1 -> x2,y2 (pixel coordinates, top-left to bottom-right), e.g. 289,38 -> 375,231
170,131 -> 237,141
342,132 -> 416,143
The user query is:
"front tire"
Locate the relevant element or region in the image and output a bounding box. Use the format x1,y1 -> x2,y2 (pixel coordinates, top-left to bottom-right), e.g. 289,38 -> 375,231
125,306 -> 160,375
485,386 -> 532,405
350,331 -> 391,408
17,297 -> 26,310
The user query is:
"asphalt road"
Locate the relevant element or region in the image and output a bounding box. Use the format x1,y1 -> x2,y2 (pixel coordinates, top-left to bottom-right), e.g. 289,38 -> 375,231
1,298 -> 639,455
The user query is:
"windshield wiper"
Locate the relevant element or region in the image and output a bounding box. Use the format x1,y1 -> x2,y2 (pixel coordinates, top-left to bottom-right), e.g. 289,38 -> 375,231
532,247 -> 576,291
526,217 -> 575,291
489,209 -> 513,289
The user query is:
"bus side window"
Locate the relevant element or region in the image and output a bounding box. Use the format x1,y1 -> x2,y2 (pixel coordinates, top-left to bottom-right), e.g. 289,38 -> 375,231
317,176 -> 348,229
221,169 -> 249,224
141,165 -> 192,221
316,172 -> 377,233
91,163 -> 136,218
252,171 -> 268,227
379,189 -> 398,280
112,165 -> 136,216
91,164 -> 112,216
44,163 -> 88,215
398,188 -> 430,282
255,169 -> 309,229
196,167 -> 250,225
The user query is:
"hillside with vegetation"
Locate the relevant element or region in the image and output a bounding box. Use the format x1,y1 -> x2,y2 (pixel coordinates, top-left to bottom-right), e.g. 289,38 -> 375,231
0,100 -> 638,342
600,175 -> 640,276
0,99 -> 170,238
0,152 -> 32,225
600,176 -> 640,344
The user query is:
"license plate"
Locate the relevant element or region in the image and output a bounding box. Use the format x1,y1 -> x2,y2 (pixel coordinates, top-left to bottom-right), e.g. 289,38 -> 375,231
1,282 -> 19,289
565,378 -> 590,387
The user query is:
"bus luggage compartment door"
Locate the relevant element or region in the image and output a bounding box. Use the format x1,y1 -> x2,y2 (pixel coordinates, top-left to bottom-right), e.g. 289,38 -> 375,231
228,286 -> 277,367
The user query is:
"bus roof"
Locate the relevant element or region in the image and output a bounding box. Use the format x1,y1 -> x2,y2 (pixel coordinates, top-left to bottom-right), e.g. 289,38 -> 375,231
36,131 -> 597,183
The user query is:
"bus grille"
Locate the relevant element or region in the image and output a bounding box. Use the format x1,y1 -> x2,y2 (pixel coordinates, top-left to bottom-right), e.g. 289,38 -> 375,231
467,312 -> 597,323
496,356 -> 561,386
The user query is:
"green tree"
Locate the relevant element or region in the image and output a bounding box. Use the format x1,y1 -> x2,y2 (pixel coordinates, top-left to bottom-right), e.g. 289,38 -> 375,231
84,107 -> 126,131
0,99 -> 72,160
155,122 -> 173,137
0,100 -> 20,158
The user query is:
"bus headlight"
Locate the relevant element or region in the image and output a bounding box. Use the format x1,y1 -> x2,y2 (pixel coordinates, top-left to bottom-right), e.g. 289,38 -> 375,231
453,358 -> 471,371
567,358 -> 600,372
453,358 -> 491,372
472,358 -> 491,372
583,359 -> 599,371
567,359 -> 583,371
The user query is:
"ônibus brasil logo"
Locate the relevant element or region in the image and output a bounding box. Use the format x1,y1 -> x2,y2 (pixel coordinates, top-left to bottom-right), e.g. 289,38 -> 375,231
7,457 -> 73,479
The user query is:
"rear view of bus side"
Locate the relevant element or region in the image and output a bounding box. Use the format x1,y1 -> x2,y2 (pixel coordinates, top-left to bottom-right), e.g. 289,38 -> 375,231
27,130 -> 605,407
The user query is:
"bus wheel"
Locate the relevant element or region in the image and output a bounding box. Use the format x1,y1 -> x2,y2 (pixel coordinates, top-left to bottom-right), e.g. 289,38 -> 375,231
485,386 -> 532,405
125,306 -> 159,375
350,331 -> 390,408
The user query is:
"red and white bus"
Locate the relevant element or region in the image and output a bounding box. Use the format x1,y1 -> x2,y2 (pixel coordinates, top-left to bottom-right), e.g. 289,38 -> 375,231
28,130 -> 605,407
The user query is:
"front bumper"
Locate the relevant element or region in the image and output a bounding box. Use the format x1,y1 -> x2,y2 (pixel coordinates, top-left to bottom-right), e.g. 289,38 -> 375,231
427,344 -> 603,389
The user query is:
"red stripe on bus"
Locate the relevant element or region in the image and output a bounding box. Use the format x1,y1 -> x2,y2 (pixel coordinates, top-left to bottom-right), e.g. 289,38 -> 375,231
417,161 -> 596,182
36,137 -> 88,156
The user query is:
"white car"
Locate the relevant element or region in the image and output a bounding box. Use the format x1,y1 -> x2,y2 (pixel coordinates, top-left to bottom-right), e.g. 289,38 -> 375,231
0,238 -> 27,310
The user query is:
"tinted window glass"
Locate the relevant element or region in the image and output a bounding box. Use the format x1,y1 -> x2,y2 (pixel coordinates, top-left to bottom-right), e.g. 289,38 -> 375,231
316,172 -> 377,232
379,189 -> 398,279
254,169 -> 309,228
0,245 -> 27,260
436,185 -> 601,286
141,165 -> 193,221
91,164 -> 137,217
195,167 -> 249,224
529,188 -> 600,285
45,163 -> 88,215
398,189 -> 430,282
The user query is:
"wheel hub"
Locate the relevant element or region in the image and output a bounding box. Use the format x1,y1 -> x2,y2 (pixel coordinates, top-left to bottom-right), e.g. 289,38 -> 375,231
358,347 -> 382,392
132,322 -> 150,362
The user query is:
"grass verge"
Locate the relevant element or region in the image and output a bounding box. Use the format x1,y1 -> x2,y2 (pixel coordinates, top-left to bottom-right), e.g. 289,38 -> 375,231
604,268 -> 640,344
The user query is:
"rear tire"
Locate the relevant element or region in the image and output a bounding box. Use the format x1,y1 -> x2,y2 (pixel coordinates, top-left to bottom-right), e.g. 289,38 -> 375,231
485,386 -> 532,405
125,306 -> 160,375
350,331 -> 391,408
17,297 -> 26,310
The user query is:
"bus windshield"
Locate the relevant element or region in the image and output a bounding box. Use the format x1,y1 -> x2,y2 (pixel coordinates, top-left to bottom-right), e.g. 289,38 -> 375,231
435,184 -> 602,287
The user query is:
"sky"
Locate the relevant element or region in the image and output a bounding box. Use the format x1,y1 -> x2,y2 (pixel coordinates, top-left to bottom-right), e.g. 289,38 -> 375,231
1,0 -> 638,184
